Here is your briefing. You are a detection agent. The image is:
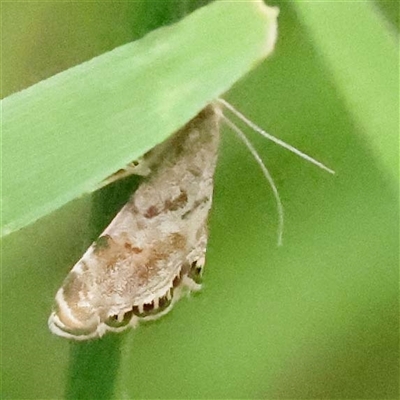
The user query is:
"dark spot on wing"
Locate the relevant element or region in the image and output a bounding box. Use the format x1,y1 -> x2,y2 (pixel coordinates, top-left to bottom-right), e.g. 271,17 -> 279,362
144,205 -> 160,219
182,196 -> 209,219
124,242 -> 143,253
168,233 -> 186,249
105,309 -> 134,328
132,288 -> 174,318
172,275 -> 181,288
80,260 -> 89,272
143,302 -> 155,312
94,235 -> 112,252
132,305 -> 140,316
158,295 -> 171,310
164,191 -> 188,212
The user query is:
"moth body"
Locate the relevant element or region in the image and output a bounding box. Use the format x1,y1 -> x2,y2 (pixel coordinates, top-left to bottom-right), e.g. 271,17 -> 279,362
49,105 -> 221,340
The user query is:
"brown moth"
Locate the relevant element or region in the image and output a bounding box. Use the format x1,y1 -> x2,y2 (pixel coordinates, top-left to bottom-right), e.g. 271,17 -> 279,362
48,104 -> 221,340
49,100 -> 334,340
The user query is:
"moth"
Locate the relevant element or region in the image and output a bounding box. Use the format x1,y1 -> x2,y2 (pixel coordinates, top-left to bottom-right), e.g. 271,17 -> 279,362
48,100 -> 333,340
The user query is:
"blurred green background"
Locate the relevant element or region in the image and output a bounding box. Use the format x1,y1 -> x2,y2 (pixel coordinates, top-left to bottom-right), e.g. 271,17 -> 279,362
2,1 -> 398,399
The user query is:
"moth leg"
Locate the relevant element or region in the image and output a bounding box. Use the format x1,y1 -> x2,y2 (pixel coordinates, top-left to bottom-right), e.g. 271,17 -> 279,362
98,135 -> 176,189
98,158 -> 152,189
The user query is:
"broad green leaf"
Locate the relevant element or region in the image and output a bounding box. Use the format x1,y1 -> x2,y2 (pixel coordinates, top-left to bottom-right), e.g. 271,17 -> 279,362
2,0 -> 278,237
292,0 -> 398,187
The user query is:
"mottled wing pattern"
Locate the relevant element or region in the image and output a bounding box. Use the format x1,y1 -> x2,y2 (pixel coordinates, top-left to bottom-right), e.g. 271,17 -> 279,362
48,105 -> 221,340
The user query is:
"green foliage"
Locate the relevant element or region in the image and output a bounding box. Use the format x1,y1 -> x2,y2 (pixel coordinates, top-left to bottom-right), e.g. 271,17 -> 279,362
2,1 -> 398,399
2,0 -> 276,236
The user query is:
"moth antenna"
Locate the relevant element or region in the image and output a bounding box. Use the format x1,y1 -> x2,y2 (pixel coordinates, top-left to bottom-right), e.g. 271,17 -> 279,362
217,98 -> 335,175
222,114 -> 284,246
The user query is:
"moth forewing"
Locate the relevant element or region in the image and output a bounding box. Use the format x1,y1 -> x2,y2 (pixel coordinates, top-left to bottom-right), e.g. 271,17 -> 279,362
49,104 -> 221,340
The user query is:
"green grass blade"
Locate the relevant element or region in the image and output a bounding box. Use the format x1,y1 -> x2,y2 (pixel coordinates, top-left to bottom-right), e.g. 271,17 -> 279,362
2,2 -> 398,399
292,1 -> 398,187
2,0 -> 279,237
